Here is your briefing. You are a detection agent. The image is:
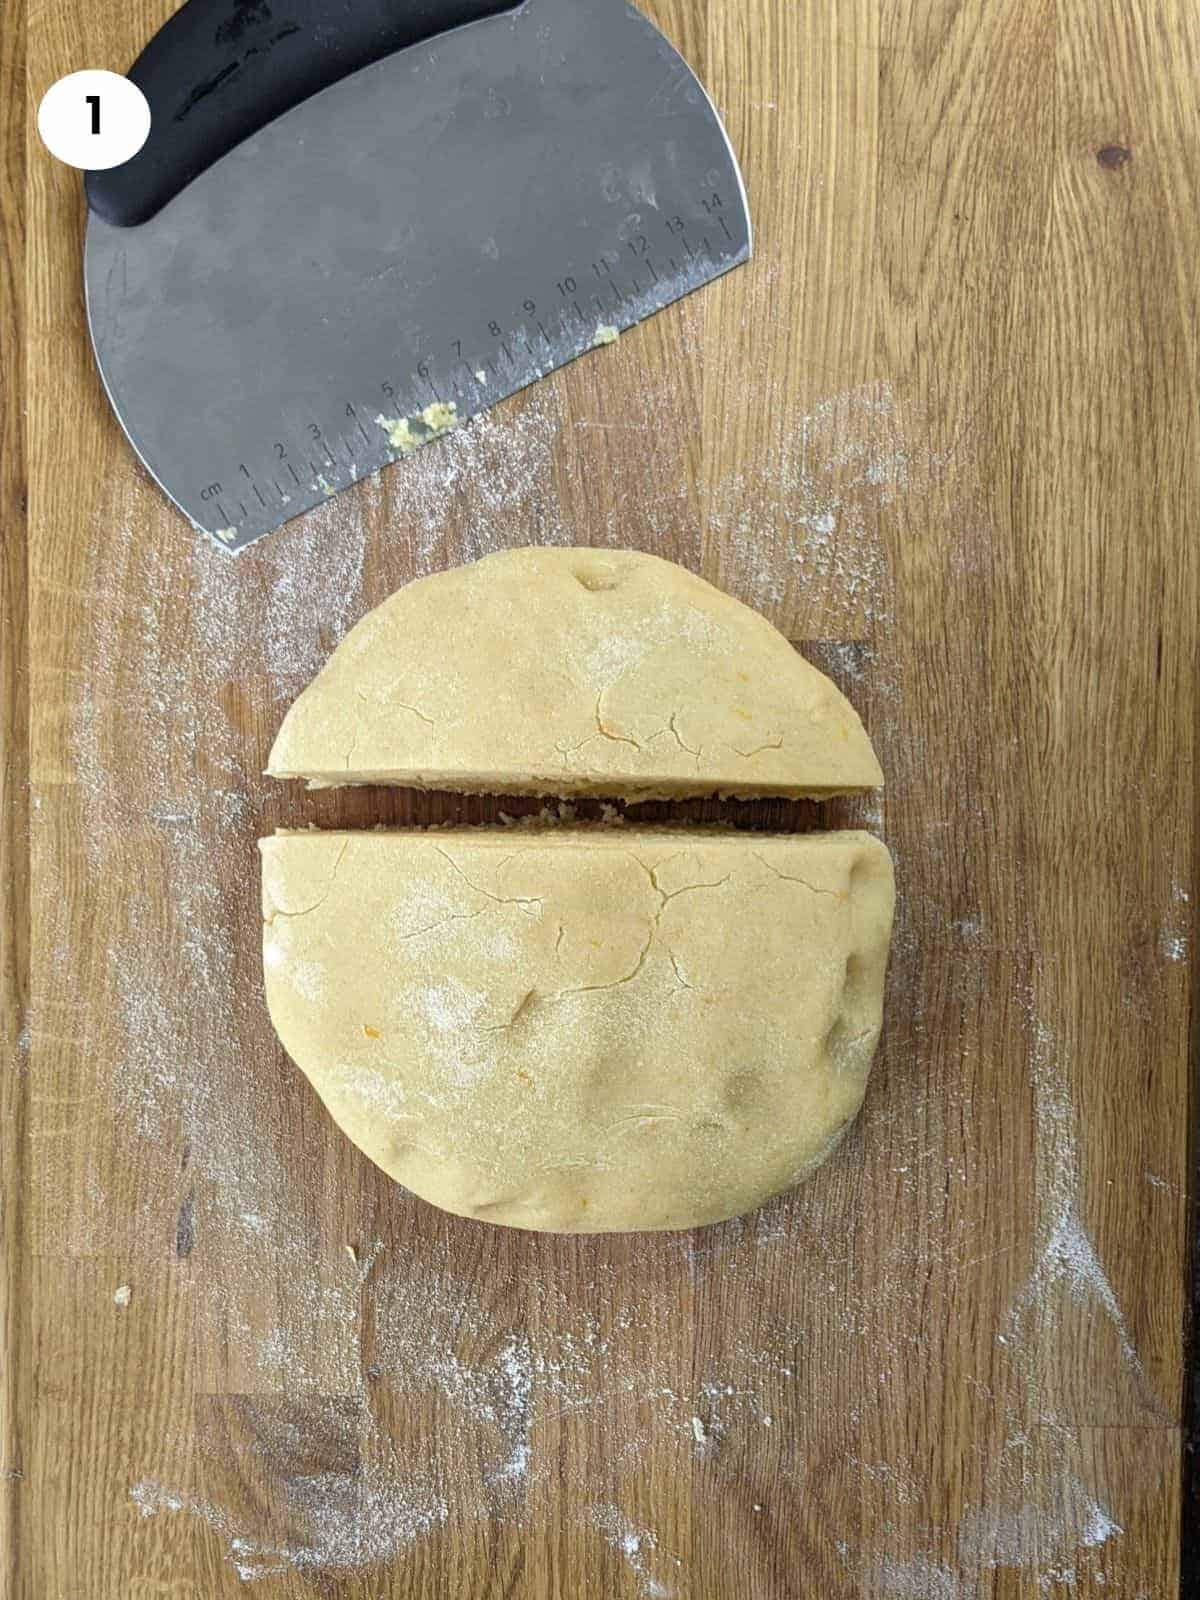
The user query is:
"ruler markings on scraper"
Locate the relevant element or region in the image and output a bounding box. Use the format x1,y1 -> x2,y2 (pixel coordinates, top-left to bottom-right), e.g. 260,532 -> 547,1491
196,192 -> 741,534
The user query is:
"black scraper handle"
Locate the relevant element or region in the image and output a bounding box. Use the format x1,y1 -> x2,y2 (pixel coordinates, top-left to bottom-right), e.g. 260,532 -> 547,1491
86,0 -> 523,227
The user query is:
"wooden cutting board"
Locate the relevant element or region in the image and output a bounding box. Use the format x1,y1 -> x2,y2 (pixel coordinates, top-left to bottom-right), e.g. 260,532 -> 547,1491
4,2 -> 1197,1596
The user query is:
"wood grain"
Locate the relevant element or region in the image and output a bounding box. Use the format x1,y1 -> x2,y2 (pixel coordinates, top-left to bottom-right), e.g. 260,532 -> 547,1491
1,0 -> 29,1591
7,1 -> 1198,1597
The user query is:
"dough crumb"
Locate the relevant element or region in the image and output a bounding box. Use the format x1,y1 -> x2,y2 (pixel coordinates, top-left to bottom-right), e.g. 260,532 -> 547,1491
421,401 -> 458,435
499,803 -> 582,830
113,1285 -> 132,1308
344,1244 -> 358,1265
376,401 -> 459,456
691,1416 -> 708,1444
377,415 -> 418,453
593,323 -> 621,348
211,526 -> 237,545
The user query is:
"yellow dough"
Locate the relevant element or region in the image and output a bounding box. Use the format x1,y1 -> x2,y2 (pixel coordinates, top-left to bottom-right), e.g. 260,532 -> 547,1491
267,548 -> 883,800
261,828 -> 895,1234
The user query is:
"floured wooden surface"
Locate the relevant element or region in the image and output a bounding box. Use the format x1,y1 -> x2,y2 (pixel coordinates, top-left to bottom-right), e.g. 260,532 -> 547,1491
9,0 -> 1196,1595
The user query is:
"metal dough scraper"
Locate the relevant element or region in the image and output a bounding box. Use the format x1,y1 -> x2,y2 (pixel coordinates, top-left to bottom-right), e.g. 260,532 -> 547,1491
84,0 -> 751,553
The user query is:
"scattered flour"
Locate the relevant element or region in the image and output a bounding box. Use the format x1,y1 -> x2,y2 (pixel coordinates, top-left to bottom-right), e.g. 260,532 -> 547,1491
374,387 -> 567,567
42,351 -> 1137,1592
489,1339 -> 533,1485
1039,1568 -> 1077,1593
419,979 -> 485,1035
1160,881 -> 1190,963
847,992 -> 1141,1596
590,1504 -> 676,1598
862,1556 -> 961,1599
14,1014 -> 31,1071
1004,1209 -> 1144,1377
710,380 -> 966,631
1081,1503 -> 1123,1548
957,1479 -> 1124,1570
849,1478 -> 1123,1599
280,957 -> 326,1003
131,1457 -> 448,1582
999,1011 -> 1147,1388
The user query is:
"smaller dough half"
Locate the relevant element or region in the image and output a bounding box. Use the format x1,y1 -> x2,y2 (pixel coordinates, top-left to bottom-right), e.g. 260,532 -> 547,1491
261,828 -> 895,1233
268,548 -> 883,800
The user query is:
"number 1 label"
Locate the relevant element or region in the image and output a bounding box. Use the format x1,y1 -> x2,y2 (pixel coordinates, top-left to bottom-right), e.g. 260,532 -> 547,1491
37,70 -> 151,170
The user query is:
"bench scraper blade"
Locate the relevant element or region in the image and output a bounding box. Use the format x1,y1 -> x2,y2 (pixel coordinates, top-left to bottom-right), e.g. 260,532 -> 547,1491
84,0 -> 752,553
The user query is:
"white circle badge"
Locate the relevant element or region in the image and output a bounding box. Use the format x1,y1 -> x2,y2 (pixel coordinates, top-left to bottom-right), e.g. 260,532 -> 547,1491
38,70 -> 151,171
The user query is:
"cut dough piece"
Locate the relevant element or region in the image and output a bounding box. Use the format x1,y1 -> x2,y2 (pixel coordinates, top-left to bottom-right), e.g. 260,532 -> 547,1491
261,828 -> 895,1234
268,548 -> 883,800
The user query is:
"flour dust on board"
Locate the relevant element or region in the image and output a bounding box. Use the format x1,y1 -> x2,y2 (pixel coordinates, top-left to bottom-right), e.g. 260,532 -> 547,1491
34,349 -> 1157,1589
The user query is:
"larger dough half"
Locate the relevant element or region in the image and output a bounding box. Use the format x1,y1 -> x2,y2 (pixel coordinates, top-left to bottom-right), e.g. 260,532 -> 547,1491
261,828 -> 895,1233
267,548 -> 883,800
